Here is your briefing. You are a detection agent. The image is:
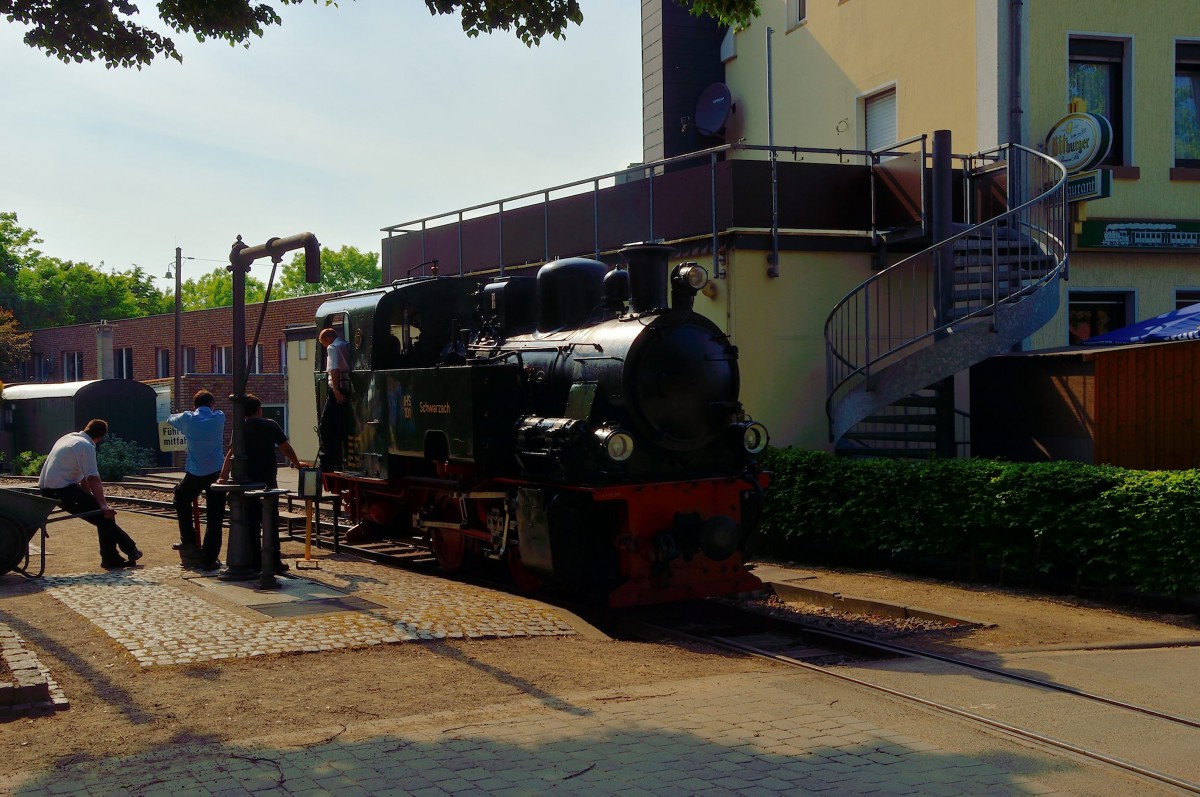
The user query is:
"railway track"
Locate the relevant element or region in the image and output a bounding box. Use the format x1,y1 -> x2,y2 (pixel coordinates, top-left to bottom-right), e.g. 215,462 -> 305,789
624,600 -> 1200,795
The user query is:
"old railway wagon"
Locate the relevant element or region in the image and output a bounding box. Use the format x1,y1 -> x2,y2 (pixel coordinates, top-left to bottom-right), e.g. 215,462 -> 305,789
313,244 -> 769,606
1,379 -> 159,463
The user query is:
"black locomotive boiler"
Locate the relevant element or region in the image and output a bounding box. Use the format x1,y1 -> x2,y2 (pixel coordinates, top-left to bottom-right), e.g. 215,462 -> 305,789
313,243 -> 769,606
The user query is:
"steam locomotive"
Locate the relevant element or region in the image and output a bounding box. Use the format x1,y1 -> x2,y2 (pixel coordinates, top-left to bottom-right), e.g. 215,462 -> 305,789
312,243 -> 769,606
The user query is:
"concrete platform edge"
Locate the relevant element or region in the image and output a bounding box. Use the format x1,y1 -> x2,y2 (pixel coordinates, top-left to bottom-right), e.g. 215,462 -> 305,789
768,580 -> 994,628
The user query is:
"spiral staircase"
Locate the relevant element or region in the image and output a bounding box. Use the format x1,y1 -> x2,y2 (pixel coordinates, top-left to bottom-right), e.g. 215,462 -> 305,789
825,143 -> 1069,458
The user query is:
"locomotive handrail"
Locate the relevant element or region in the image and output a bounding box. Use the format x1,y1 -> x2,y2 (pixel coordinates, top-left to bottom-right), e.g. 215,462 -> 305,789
823,143 -> 1067,444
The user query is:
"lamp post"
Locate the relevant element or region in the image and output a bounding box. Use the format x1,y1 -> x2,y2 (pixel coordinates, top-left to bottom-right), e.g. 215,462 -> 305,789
165,247 -> 182,411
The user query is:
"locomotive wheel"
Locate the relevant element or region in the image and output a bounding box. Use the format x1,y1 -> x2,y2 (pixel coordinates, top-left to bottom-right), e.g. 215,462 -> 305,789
506,546 -> 542,594
430,528 -> 467,573
0,517 -> 29,576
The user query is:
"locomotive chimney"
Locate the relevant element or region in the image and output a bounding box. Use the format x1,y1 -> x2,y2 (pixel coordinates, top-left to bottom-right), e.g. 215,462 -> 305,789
621,243 -> 674,313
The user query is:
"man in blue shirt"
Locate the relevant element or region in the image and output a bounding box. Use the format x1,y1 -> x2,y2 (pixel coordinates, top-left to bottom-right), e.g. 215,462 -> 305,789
168,389 -> 227,570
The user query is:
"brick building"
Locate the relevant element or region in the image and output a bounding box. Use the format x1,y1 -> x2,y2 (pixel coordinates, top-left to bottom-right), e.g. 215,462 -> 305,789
14,293 -> 339,461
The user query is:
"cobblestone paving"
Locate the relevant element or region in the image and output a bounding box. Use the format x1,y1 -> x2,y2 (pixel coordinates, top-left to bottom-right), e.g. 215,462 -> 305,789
1,673 -> 1062,796
0,624 -> 67,714
42,564 -> 576,667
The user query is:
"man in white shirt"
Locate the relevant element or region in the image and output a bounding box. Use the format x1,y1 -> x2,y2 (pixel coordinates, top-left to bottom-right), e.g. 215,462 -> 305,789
38,418 -> 142,569
317,326 -> 351,472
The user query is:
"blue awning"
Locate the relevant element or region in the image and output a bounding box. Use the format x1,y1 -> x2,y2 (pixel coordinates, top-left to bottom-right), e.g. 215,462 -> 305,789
1081,303 -> 1200,345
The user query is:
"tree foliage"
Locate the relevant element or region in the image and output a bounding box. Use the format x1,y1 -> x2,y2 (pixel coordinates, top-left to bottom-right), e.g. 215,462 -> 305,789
276,245 -> 380,298
0,308 -> 32,378
2,1 -> 760,67
179,268 -> 267,310
0,212 -> 172,329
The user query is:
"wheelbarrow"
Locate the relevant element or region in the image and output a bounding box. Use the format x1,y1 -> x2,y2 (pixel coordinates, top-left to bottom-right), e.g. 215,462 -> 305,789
0,487 -> 101,578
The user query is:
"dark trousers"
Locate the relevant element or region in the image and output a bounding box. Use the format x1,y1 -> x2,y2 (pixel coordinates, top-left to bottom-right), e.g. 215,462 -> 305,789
245,475 -> 282,569
173,472 -> 227,565
40,485 -> 138,562
318,392 -> 346,472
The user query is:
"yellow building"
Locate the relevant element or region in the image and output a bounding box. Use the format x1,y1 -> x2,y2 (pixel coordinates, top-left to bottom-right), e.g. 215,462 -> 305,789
377,2 -> 1197,459
634,0 -> 1200,455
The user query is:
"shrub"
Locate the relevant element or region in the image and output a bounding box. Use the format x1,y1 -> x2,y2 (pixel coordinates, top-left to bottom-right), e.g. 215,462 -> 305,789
13,450 -> 46,477
758,447 -> 1200,601
96,435 -> 155,481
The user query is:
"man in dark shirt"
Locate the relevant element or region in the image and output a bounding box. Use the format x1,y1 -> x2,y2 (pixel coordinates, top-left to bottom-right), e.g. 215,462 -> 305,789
218,395 -> 306,571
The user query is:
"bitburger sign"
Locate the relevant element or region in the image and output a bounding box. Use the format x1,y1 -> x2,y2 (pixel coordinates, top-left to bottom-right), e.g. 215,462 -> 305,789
1045,111 -> 1113,173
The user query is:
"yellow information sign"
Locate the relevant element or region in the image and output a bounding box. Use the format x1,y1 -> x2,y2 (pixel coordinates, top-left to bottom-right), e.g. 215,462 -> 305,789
158,421 -> 187,452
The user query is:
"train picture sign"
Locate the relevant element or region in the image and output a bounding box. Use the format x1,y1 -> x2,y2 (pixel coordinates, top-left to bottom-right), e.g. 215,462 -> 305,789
1077,219 -> 1200,251
1045,112 -> 1113,173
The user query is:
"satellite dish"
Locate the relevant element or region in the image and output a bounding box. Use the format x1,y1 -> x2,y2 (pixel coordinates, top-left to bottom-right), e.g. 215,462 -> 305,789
695,83 -> 733,137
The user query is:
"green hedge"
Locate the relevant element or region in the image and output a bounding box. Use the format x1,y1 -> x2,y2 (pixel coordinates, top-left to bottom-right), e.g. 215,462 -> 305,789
13,435 -> 153,481
759,448 -> 1200,600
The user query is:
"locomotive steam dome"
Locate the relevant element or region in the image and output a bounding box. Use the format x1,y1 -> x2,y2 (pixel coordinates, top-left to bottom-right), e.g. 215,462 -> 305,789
627,318 -> 738,451
537,258 -> 608,332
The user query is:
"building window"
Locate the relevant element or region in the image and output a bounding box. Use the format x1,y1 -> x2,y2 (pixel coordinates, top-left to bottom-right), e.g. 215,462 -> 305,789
297,339 -> 308,361
63,351 -> 84,381
1069,38 -> 1128,167
262,404 -> 288,436
155,348 -> 171,378
1176,289 -> 1200,310
114,347 -> 134,380
212,345 -> 231,375
246,344 -> 263,375
786,0 -> 807,31
181,346 -> 196,375
1177,42 -> 1200,168
1069,290 -> 1132,344
31,354 -> 48,381
279,340 -> 288,373
864,87 -> 897,153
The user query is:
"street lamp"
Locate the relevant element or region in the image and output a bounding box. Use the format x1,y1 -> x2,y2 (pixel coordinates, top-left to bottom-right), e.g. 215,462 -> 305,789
164,247 -> 182,412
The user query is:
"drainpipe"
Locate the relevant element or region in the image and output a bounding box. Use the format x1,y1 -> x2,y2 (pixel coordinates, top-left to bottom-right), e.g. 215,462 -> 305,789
766,26 -> 780,278
1009,0 -> 1023,145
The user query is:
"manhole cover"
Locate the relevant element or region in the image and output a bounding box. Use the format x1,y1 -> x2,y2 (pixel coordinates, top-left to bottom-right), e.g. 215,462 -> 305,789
246,596 -> 386,618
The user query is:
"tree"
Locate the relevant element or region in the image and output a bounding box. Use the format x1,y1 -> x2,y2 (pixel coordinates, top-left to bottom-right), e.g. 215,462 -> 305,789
276,245 -> 380,298
179,268 -> 267,310
0,211 -> 42,283
2,1 -> 759,68
3,212 -> 172,327
0,308 -> 31,379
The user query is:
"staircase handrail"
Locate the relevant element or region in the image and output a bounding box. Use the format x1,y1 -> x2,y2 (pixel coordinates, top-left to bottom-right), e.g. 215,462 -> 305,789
824,143 -> 1067,431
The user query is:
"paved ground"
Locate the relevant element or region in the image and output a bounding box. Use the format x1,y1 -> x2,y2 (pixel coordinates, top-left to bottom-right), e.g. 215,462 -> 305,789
0,505 -> 1188,796
4,671 -> 1064,797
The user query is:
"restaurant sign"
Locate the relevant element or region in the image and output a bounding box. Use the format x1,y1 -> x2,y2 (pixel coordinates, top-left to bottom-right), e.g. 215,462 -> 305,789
1065,169 -> 1111,204
1045,112 -> 1113,173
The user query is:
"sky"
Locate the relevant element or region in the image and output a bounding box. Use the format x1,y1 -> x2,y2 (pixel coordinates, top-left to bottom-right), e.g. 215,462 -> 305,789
0,3 -> 643,292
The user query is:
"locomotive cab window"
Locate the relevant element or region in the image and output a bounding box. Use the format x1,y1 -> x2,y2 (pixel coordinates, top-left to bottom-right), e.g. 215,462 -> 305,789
319,314 -> 346,370
380,306 -> 427,367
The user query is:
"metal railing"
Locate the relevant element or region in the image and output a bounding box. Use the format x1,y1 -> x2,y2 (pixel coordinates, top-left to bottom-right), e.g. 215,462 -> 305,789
381,137 -> 929,279
824,144 -> 1068,442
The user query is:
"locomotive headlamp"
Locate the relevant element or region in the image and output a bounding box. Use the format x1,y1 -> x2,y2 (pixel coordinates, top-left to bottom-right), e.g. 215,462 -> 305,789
740,421 -> 770,454
672,263 -> 709,292
596,428 -> 635,462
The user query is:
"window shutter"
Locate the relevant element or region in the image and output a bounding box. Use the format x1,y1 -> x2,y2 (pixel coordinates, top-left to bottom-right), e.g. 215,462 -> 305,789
865,89 -> 897,151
